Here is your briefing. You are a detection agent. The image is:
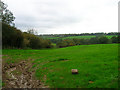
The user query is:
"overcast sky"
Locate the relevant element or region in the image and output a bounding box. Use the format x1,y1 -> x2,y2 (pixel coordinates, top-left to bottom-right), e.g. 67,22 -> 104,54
3,0 -> 119,34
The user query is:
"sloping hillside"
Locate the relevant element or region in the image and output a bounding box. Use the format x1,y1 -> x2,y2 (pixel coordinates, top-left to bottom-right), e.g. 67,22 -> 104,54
2,44 -> 118,88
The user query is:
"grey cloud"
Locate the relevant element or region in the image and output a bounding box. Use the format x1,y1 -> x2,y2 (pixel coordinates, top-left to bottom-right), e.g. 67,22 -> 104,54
16,15 -> 80,30
13,0 -> 82,32
4,0 -> 118,34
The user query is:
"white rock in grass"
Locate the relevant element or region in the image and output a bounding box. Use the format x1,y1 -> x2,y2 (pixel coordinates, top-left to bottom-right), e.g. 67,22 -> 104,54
71,69 -> 78,74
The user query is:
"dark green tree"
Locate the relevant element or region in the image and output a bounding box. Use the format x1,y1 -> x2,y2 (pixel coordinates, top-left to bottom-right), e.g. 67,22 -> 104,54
111,36 -> 118,43
118,35 -> 120,43
0,1 -> 15,26
89,37 -> 99,44
2,23 -> 24,48
98,36 -> 109,44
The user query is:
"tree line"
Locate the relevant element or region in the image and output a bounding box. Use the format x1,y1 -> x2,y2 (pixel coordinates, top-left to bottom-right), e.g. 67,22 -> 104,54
2,23 -> 53,49
38,32 -> 119,38
55,36 -> 120,48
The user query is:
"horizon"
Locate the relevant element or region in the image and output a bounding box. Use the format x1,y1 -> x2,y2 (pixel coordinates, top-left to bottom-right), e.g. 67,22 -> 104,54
36,32 -> 119,35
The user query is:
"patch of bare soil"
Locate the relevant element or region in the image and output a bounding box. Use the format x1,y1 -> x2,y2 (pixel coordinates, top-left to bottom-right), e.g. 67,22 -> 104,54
2,60 -> 49,88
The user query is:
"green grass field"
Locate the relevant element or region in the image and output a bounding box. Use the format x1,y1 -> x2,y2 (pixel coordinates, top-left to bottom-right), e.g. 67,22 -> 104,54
62,35 -> 117,39
2,44 -> 118,88
42,35 -> 117,40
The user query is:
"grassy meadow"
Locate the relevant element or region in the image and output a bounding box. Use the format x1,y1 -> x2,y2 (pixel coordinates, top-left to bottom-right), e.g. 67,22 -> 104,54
2,44 -> 118,88
62,35 -> 117,39
42,35 -> 117,40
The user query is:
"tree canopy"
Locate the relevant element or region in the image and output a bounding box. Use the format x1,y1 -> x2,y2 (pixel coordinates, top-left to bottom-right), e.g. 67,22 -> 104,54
0,1 -> 15,26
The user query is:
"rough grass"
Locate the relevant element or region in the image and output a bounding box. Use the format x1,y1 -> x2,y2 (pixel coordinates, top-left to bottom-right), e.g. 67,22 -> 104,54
2,44 -> 118,88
